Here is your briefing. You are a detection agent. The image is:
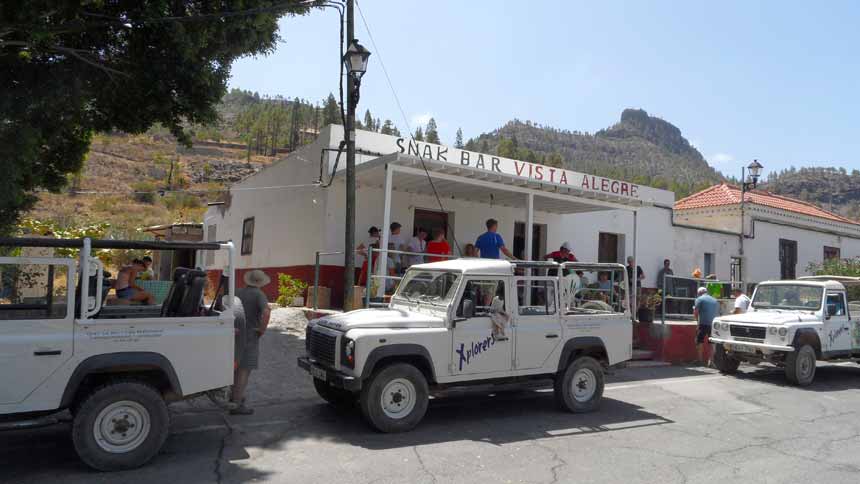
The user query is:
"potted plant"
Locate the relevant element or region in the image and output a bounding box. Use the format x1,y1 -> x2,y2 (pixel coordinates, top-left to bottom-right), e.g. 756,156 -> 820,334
637,290 -> 662,323
276,274 -> 308,307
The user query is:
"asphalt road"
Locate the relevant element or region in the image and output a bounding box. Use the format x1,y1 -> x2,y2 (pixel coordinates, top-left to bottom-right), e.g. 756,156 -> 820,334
4,324 -> 860,484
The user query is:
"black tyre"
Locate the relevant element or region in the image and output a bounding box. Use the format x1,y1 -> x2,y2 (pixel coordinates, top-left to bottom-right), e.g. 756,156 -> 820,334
72,381 -> 169,472
359,363 -> 429,433
313,378 -> 357,408
554,356 -> 605,413
785,344 -> 816,386
713,344 -> 741,374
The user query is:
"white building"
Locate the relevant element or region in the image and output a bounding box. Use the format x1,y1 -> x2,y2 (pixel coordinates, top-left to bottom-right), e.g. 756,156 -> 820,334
204,125 -> 860,305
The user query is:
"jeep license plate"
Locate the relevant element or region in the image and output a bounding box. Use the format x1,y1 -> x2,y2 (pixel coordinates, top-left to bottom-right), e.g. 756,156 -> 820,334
730,344 -> 754,354
311,366 -> 327,382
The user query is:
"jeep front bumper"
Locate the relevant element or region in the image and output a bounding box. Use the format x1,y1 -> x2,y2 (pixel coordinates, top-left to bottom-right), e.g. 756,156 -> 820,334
709,337 -> 794,352
297,356 -> 362,391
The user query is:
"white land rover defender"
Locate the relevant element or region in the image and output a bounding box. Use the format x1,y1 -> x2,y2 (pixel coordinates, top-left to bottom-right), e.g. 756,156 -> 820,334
0,237 -> 236,471
710,277 -> 860,386
299,259 -> 633,432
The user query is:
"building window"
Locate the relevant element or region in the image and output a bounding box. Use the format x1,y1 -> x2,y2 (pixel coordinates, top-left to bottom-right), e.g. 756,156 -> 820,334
730,257 -> 743,283
241,218 -> 254,255
704,253 -> 715,277
824,246 -> 840,261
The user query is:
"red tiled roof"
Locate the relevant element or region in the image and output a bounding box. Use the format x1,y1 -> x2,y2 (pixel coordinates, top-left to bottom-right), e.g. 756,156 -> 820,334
674,183 -> 860,225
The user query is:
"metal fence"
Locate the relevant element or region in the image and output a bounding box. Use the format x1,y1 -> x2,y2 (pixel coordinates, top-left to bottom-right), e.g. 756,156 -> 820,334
365,247 -> 458,308
660,274 -> 743,322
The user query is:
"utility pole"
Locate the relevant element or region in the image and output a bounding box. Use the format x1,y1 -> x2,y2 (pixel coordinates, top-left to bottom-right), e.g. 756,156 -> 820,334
343,0 -> 357,310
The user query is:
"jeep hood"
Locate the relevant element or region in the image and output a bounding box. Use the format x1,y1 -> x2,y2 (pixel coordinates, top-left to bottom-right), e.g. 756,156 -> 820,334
315,308 -> 444,330
717,310 -> 820,326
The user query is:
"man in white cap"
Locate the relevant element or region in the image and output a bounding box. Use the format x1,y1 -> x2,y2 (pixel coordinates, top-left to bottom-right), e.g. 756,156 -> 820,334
231,269 -> 272,415
693,286 -> 720,366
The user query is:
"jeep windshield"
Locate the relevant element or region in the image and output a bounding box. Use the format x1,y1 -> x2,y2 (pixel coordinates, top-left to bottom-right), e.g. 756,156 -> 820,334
394,270 -> 461,306
752,284 -> 823,311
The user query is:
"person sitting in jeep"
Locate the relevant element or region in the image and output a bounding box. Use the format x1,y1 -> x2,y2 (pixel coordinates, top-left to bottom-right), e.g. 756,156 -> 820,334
115,259 -> 155,304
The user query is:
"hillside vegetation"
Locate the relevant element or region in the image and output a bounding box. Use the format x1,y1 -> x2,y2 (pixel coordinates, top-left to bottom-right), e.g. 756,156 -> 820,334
764,167 -> 860,220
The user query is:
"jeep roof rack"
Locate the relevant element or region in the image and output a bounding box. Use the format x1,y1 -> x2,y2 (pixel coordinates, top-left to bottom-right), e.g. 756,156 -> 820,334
0,237 -> 225,251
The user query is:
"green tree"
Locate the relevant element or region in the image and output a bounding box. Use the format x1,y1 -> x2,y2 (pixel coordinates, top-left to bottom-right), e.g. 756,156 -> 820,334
0,1 -> 313,232
322,93 -> 340,126
454,128 -> 464,148
380,119 -> 396,135
413,126 -> 424,141
363,109 -> 375,131
425,118 -> 440,144
496,138 -> 516,158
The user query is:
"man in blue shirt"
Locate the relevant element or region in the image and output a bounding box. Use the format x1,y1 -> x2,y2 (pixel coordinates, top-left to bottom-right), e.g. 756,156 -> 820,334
475,219 -> 516,260
693,286 -> 720,366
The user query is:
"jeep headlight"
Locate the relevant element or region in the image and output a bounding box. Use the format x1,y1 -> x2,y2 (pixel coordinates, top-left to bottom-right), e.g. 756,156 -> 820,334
778,327 -> 788,337
341,337 -> 356,368
768,326 -> 777,335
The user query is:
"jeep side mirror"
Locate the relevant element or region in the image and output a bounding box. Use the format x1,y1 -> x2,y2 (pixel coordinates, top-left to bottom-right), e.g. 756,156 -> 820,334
461,299 -> 475,319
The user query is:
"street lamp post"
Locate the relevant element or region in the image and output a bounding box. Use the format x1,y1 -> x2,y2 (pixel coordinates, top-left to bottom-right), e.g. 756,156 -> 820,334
738,159 -> 764,263
342,0 -> 371,311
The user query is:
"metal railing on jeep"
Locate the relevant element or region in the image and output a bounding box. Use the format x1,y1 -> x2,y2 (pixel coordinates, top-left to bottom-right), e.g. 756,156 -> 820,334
659,274 -> 747,322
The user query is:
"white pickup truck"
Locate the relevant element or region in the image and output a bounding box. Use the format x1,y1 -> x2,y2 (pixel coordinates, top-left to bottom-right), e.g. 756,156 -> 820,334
710,277 -> 860,386
0,237 -> 236,471
299,259 -> 633,432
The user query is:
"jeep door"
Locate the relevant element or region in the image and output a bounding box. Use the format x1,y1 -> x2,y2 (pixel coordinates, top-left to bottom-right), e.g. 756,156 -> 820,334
512,277 -> 561,370
0,258 -> 75,404
824,291 -> 851,353
451,278 -> 513,375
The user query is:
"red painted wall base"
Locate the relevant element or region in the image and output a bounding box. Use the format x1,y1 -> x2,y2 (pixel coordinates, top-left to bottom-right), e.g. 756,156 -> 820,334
636,321 -> 713,364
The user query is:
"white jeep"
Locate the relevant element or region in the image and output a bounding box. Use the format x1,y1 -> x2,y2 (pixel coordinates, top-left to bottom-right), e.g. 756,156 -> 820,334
299,259 -> 632,432
0,237 -> 236,471
710,277 -> 860,386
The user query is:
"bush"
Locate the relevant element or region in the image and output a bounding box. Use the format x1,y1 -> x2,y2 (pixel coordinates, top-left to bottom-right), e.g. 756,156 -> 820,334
162,192 -> 201,210
131,181 -> 158,204
276,274 -> 307,306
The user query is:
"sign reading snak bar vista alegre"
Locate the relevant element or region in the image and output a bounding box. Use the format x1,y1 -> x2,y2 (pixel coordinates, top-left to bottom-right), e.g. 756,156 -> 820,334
395,137 -> 641,200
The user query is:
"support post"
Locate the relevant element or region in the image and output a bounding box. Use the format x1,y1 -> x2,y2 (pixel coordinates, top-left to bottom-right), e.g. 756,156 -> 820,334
313,251 -> 320,311
376,164 -> 393,298
632,210 -> 638,321
525,193 -> 534,262
342,0 -> 357,311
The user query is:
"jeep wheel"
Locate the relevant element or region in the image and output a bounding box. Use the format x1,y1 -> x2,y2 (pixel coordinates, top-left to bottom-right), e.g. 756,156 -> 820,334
713,344 -> 741,374
359,363 -> 429,433
554,356 -> 604,413
785,344 -> 816,386
72,381 -> 169,471
313,378 -> 356,408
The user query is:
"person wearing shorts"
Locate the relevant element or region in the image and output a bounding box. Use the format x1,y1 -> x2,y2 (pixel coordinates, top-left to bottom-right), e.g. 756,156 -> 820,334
693,286 -> 720,366
231,269 -> 272,415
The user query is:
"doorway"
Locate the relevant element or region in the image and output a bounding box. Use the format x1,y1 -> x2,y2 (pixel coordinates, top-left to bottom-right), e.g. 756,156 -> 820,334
413,208 -> 453,248
513,222 -> 547,260
598,232 -> 624,263
779,239 -> 797,280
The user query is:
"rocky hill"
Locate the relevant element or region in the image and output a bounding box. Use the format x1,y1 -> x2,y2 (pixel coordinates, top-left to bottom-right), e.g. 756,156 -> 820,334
465,109 -> 723,199
763,167 -> 860,220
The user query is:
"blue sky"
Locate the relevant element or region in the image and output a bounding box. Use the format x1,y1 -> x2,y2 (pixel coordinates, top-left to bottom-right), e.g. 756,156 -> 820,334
229,0 -> 860,177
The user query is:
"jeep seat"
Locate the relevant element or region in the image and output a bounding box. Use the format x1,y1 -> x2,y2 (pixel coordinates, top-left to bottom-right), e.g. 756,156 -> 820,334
160,267 -> 208,317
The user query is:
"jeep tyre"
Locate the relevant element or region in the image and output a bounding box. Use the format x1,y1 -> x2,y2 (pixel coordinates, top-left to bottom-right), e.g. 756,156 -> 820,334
554,356 -> 604,413
785,344 -> 817,386
71,381 -> 169,471
359,363 -> 429,433
713,344 -> 741,374
313,378 -> 356,408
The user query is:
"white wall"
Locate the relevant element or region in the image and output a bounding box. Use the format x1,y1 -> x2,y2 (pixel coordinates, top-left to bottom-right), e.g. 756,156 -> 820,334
672,226 -> 740,282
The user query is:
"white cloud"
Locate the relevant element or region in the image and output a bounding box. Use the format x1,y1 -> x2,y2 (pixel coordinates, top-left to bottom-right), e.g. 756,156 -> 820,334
709,153 -> 735,165
411,113 -> 433,127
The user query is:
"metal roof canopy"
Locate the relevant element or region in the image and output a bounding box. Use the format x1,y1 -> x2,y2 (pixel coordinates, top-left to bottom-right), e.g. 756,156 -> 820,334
349,153 -> 648,214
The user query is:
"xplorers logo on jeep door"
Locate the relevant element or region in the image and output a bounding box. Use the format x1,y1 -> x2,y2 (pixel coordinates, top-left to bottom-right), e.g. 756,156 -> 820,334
455,333 -> 498,371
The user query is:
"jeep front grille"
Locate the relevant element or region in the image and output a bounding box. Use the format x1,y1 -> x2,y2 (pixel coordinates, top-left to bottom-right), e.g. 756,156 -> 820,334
308,327 -> 338,368
730,325 -> 766,340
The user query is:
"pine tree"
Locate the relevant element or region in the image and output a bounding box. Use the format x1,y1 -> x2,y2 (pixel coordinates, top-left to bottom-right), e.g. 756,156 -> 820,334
322,93 -> 340,126
454,128 -> 464,148
425,118 -> 440,144
414,126 -> 424,141
380,119 -> 396,135
363,109 -> 374,131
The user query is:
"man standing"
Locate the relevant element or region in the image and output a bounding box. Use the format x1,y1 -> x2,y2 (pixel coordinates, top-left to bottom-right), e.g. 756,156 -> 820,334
388,222 -> 406,273
545,242 -> 577,276
732,287 -> 751,314
693,286 -> 720,366
475,218 -> 515,260
406,226 -> 427,268
656,259 -> 673,290
232,269 -> 272,415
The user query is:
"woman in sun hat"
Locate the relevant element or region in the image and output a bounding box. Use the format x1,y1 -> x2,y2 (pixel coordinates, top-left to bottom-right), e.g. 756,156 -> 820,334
231,269 -> 272,415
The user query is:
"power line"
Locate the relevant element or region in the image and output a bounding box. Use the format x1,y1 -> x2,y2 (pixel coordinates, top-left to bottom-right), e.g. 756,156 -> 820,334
354,0 -> 462,254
